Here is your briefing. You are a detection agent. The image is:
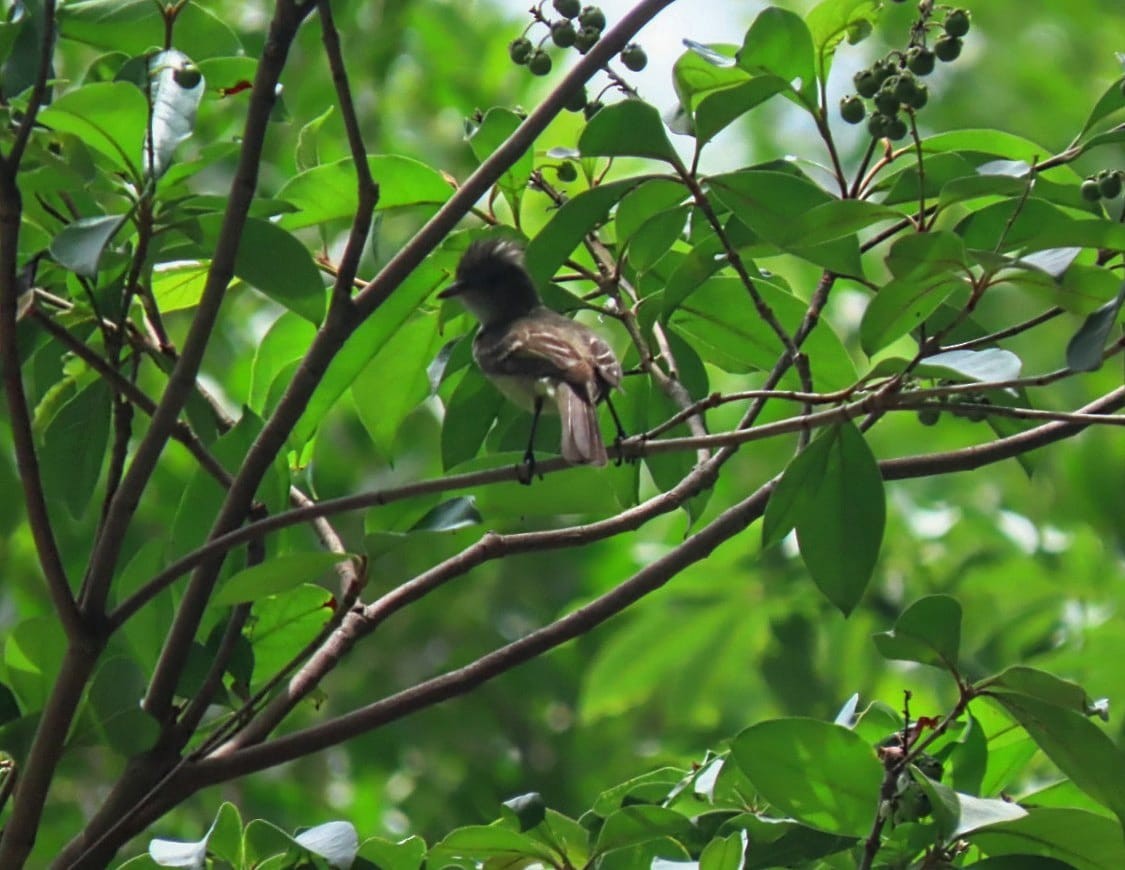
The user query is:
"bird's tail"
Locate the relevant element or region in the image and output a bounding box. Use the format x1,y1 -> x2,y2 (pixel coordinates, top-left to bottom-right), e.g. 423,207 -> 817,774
557,384 -> 607,466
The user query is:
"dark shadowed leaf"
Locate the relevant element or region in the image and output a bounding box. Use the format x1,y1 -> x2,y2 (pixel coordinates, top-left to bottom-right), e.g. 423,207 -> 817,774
40,379 -> 110,518
1065,280 -> 1125,371
469,107 -> 533,211
213,552 -> 354,607
969,808 -> 1125,870
49,214 -> 126,277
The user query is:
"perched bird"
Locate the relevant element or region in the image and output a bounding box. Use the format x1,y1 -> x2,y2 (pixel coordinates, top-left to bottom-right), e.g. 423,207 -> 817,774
439,239 -> 624,471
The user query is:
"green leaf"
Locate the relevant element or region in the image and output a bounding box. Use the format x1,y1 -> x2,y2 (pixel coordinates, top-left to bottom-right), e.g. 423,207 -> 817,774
762,424 -> 833,549
593,805 -> 695,853
985,691 -> 1125,828
791,423 -> 885,615
352,314 -> 444,459
4,616 -> 67,713
501,793 -> 546,832
872,594 -> 962,672
969,808 -> 1125,870
355,835 -> 427,870
292,261 -> 444,447
1076,75 -> 1125,142
806,0 -> 881,81
578,100 -> 680,165
197,215 -> 325,323
60,0 -> 242,59
38,81 -> 147,175
1065,280 -> 1125,372
250,312 -> 317,413
915,348 -> 1023,383
730,718 -> 883,836
49,214 -> 126,277
860,231 -> 969,355
440,361 -> 503,470
151,260 -> 214,314
625,206 -> 689,273
277,155 -> 453,230
409,497 -> 482,532
427,825 -> 556,867
294,821 -> 359,867
616,179 -> 689,243
39,379 -> 110,518
213,551 -> 354,607
525,178 -> 647,286
700,831 -> 746,870
694,75 -> 790,144
88,656 -> 158,755
247,585 -> 333,690
469,107 -> 533,211
295,105 -> 334,172
736,7 -> 816,105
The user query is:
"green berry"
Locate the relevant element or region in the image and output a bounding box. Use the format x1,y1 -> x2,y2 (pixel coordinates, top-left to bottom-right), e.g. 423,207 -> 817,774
528,50 -> 552,76
872,59 -> 896,84
574,25 -> 600,54
885,116 -> 908,140
906,82 -> 928,110
1080,179 -> 1101,202
944,9 -> 970,38
874,86 -> 900,116
854,69 -> 880,98
578,5 -> 606,32
906,46 -> 935,76
867,112 -> 889,138
1098,171 -> 1122,199
620,43 -> 647,71
553,0 -> 581,18
508,37 -> 533,65
551,20 -> 576,48
934,35 -> 962,62
565,85 -> 588,112
556,162 -> 578,182
840,95 -> 866,124
583,99 -> 604,120
892,71 -> 917,103
917,407 -> 941,426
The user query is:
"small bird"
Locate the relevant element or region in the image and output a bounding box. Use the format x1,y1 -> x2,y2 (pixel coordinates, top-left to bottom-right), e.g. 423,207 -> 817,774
439,239 -> 624,472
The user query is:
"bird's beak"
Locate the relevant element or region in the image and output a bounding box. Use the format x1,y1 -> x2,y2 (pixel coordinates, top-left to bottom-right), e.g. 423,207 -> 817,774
438,280 -> 463,299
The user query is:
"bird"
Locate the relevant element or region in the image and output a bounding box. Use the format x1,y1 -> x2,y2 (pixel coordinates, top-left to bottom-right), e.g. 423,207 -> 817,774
438,238 -> 624,474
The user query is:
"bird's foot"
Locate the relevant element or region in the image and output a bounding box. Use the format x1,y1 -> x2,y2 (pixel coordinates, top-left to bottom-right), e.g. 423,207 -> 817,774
518,450 -> 539,485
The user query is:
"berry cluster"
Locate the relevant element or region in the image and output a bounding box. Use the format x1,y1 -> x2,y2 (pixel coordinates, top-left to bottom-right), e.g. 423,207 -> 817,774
508,0 -> 647,108
839,7 -> 971,141
1080,169 -> 1123,202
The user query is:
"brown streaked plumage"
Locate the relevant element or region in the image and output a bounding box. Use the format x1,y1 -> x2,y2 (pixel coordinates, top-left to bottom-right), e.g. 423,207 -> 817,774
439,239 -> 623,468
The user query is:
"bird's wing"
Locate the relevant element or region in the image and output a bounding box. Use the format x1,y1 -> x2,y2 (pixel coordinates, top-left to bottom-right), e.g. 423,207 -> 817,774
476,313 -> 603,400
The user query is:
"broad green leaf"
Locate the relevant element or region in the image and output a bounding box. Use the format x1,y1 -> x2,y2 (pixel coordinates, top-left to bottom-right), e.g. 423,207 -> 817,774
792,422 -> 885,614
970,808 -> 1125,870
427,825 -> 556,867
249,312 -> 317,413
912,771 -> 1028,838
781,199 -> 902,247
409,497 -> 482,532
525,178 -> 648,286
1076,75 -> 1125,141
441,364 -> 504,470
500,793 -> 546,832
700,831 -> 746,870
594,806 -> 695,853
247,585 -> 333,689
352,314 -> 445,458
291,262 -> 444,447
762,424 -> 833,549
806,0 -> 881,80
203,803 -> 244,868
197,215 -> 325,323
88,656 -> 158,755
937,173 -> 1029,210
590,768 -> 687,815
49,214 -> 126,277
672,42 -> 743,109
38,81 -> 147,174
860,231 -> 969,355
469,107 -> 533,211
985,692 -> 1125,827
694,75 -> 790,144
736,816 -> 854,868
625,207 -> 687,271
355,835 -> 427,870
957,198 -> 1125,254
60,0 -> 242,59
873,594 -> 962,671
1065,280 -> 1125,372
40,379 -> 110,518
277,155 -> 453,230
980,666 -> 1095,715
151,261 -> 213,314
915,348 -> 1023,383
579,99 -> 679,165
731,718 -> 882,836
4,616 -> 67,713
736,7 -> 816,105
921,129 -> 1053,166
615,179 -> 689,243
213,552 -> 354,607
295,105 -> 334,172
144,49 -> 204,178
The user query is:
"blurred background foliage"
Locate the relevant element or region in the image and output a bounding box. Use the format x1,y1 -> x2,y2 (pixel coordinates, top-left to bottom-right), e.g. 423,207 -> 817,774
0,0 -> 1122,859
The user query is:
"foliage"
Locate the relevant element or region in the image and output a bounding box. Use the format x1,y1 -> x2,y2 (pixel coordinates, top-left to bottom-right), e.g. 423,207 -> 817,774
0,0 -> 1123,867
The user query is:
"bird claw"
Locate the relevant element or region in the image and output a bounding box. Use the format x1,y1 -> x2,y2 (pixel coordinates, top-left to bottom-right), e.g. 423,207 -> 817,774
518,451 -> 538,485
